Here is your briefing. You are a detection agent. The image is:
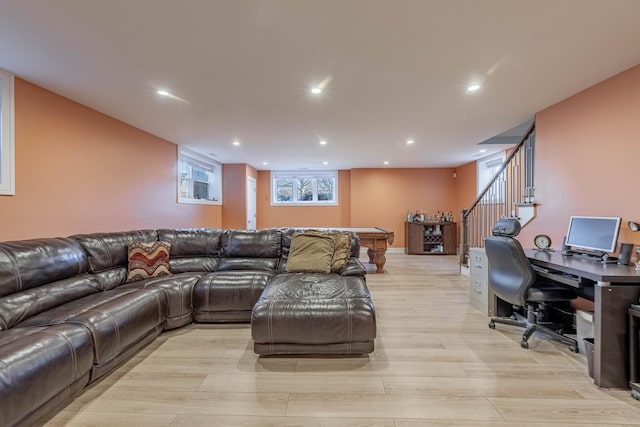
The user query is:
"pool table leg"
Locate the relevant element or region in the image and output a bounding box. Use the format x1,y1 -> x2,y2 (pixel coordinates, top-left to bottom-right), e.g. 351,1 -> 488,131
367,248 -> 386,273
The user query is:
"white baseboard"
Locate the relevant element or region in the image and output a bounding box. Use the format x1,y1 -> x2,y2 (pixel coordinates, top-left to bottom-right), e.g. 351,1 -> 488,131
460,265 -> 470,277
359,247 -> 405,254
386,248 -> 405,253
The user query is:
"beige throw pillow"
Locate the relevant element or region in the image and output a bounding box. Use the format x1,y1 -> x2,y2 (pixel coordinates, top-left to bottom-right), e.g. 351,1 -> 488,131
330,232 -> 352,272
286,231 -> 335,273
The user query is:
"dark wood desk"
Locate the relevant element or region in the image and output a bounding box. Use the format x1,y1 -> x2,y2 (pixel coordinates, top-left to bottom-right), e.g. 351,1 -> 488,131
525,249 -> 640,388
629,306 -> 640,399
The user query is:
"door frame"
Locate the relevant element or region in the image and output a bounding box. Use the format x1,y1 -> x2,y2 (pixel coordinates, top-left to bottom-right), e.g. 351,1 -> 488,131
246,176 -> 257,230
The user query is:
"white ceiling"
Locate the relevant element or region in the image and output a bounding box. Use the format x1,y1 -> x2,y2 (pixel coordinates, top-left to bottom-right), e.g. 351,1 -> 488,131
0,0 -> 639,170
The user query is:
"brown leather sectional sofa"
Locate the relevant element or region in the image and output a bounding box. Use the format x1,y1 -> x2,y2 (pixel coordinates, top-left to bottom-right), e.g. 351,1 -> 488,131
0,228 -> 376,427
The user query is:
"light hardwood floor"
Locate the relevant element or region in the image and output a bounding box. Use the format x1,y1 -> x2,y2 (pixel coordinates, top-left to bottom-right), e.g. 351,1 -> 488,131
46,253 -> 640,426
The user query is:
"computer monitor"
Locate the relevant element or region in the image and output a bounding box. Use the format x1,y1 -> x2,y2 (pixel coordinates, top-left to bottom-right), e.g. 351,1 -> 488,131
565,216 -> 621,254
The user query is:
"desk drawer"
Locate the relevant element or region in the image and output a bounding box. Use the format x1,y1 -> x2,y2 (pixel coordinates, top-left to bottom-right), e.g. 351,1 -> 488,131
469,248 -> 488,271
469,278 -> 495,316
470,277 -> 488,313
468,248 -> 494,316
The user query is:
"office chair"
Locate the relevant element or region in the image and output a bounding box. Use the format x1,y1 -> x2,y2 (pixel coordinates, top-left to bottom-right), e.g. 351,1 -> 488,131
486,218 -> 578,352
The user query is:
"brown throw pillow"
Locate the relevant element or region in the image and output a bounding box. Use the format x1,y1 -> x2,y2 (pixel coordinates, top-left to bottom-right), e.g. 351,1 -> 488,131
330,231 -> 352,272
126,241 -> 172,282
286,231 -> 335,273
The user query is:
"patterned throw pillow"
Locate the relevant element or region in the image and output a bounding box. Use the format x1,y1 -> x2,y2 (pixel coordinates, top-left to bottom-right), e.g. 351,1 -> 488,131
126,241 -> 172,282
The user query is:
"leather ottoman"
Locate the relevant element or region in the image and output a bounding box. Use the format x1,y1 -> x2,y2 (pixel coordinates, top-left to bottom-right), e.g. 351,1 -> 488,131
251,273 -> 376,355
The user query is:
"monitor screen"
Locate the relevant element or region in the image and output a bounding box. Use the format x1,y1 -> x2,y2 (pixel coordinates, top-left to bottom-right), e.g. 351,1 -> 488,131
565,216 -> 621,253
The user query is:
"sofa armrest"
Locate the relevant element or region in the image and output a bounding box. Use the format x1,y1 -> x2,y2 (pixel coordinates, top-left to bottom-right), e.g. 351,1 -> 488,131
340,257 -> 367,276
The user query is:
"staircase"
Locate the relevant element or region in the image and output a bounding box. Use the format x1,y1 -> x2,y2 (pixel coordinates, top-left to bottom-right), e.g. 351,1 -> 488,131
460,122 -> 536,267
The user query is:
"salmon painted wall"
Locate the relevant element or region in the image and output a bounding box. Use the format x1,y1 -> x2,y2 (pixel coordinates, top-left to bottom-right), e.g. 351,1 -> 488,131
518,64 -> 640,255
0,79 -> 221,241
454,160 -> 477,222
221,164 -> 251,229
350,168 -> 457,249
256,170 -> 351,228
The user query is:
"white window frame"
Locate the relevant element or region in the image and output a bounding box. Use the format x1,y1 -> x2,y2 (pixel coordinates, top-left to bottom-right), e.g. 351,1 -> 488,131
271,170 -> 338,206
0,69 -> 15,196
177,147 -> 222,205
477,152 -> 505,196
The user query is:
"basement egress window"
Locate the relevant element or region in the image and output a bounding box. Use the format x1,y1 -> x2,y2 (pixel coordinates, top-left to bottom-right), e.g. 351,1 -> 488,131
271,171 -> 338,206
177,147 -> 222,205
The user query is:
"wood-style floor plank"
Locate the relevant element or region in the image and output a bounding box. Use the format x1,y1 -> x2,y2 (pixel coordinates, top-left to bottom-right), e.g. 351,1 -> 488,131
45,253 -> 640,426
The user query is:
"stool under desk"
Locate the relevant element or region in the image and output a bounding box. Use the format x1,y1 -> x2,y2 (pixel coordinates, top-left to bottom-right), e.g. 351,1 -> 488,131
525,249 -> 640,389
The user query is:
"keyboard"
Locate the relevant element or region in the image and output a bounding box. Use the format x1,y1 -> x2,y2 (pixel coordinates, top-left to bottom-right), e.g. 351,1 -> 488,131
532,265 -> 581,288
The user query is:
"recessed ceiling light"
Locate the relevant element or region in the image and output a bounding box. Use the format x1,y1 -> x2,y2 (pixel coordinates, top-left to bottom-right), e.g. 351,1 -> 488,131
479,148 -> 487,153
467,84 -> 481,92
319,140 -> 327,145
323,161 -> 328,165
310,76 -> 332,96
406,139 -> 415,145
232,140 -> 240,146
383,161 -> 389,165
157,90 -> 171,97
262,161 -> 268,165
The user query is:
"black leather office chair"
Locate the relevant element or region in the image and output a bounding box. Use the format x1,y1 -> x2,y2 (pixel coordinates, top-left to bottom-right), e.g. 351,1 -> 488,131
486,218 -> 578,352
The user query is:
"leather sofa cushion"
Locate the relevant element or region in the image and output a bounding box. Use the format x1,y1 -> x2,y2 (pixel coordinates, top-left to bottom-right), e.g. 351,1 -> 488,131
340,257 -> 368,276
0,274 -> 102,330
221,229 -> 281,258
169,256 -> 218,273
280,228 -> 305,259
157,228 -> 222,274
0,238 -> 89,298
0,324 -> 93,427
193,271 -> 274,313
17,288 -> 140,327
252,273 -> 376,345
66,288 -> 167,365
121,273 -> 200,327
17,288 -> 167,365
217,257 -> 278,272
158,228 -> 223,257
94,267 -> 128,290
70,230 -> 158,273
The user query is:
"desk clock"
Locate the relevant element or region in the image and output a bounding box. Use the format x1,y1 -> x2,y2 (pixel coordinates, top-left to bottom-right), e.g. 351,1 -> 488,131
534,234 -> 552,250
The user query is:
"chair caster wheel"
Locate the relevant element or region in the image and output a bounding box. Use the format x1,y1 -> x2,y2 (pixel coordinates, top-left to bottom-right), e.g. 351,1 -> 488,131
520,341 -> 529,349
631,389 -> 640,401
488,321 -> 495,329
569,345 -> 578,353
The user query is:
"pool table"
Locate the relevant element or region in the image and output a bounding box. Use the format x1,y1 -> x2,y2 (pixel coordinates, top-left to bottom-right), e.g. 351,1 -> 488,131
333,227 -> 395,273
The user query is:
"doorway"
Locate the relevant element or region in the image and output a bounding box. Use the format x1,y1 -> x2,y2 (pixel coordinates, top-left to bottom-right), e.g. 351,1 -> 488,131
246,177 -> 257,230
